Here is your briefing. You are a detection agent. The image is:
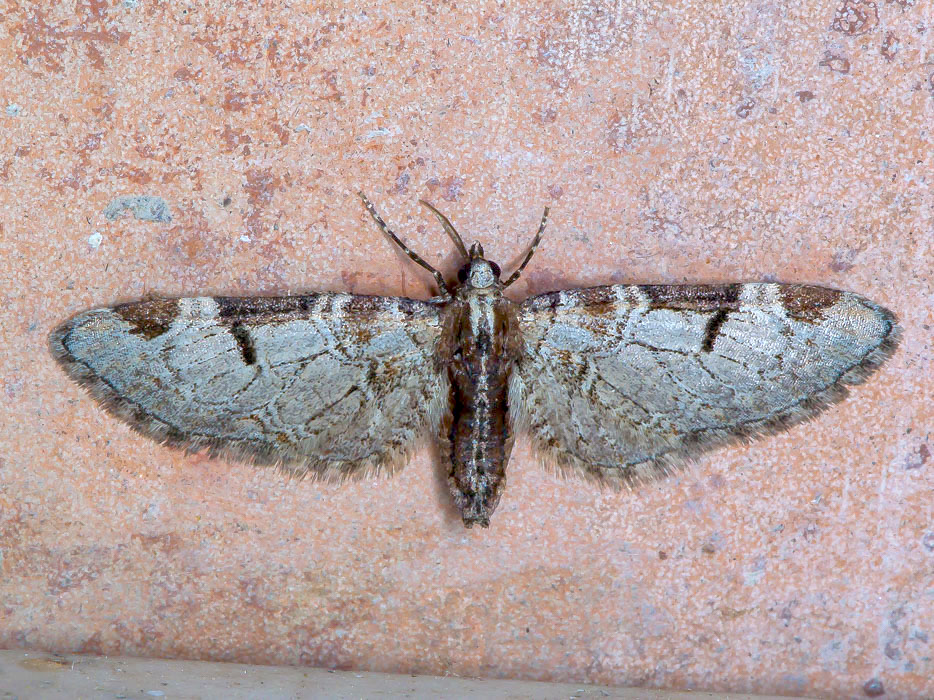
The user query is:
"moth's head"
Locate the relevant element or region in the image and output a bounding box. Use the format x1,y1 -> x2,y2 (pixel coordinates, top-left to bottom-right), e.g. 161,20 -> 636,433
457,243 -> 501,289
359,195 -> 548,296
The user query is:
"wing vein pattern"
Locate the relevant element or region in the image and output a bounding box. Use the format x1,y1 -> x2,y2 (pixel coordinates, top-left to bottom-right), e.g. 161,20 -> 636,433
51,293 -> 448,480
511,283 -> 898,484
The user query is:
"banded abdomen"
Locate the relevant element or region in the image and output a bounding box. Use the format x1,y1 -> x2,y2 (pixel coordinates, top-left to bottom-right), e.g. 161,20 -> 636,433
445,291 -> 518,527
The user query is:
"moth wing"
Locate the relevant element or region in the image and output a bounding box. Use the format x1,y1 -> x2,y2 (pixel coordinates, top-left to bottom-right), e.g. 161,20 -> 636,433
511,283 -> 899,484
51,293 -> 448,479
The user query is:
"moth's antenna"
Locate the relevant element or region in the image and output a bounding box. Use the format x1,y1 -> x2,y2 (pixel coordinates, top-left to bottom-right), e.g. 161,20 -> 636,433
359,192 -> 452,297
418,199 -> 469,261
503,207 -> 549,288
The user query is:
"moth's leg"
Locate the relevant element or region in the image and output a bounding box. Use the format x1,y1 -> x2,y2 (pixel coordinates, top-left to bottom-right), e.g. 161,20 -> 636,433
503,207 -> 549,288
418,199 -> 469,260
359,192 -> 453,298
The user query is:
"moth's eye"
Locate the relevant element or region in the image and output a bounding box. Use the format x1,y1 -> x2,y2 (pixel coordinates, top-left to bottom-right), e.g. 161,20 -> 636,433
457,266 -> 469,283
490,262 -> 501,277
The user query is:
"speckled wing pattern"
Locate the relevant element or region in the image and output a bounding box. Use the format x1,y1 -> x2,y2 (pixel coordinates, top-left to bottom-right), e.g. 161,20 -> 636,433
510,283 -> 899,484
50,293 -> 448,479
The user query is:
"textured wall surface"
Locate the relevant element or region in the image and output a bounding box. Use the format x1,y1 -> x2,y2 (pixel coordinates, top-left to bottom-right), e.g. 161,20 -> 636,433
1,1 -> 931,697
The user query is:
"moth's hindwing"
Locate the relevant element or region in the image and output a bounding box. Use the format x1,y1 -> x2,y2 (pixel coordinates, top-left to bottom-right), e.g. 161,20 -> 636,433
511,283 -> 899,484
51,293 -> 448,480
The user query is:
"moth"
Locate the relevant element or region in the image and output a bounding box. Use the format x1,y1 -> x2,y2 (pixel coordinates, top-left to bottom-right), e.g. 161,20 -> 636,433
51,194 -> 899,527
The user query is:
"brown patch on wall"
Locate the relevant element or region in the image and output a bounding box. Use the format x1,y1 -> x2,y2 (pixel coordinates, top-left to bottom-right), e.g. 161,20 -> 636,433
904,443 -> 929,470
318,70 -> 343,102
243,168 -> 283,210
11,7 -> 128,74
270,123 -> 291,147
99,162 -> 153,186
736,99 -> 755,118
131,532 -> 186,554
820,53 -> 851,74
223,91 -> 249,112
0,148 -> 29,182
881,33 -> 899,60
393,171 -> 411,194
831,0 -> 879,35
221,125 -> 253,152
81,0 -> 110,21
521,269 -> 578,297
535,106 -> 558,124
830,246 -> 865,272
440,176 -> 464,202
154,208 -> 227,271
426,176 -> 465,202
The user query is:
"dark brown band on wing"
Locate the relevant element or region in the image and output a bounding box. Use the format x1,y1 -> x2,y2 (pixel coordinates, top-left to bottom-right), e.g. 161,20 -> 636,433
527,283 -> 848,323
779,285 -> 843,322
230,324 -> 257,365
701,308 -> 730,352
525,284 -> 743,313
115,299 -> 179,340
638,283 -> 742,310
214,293 -> 434,322
523,286 -> 616,312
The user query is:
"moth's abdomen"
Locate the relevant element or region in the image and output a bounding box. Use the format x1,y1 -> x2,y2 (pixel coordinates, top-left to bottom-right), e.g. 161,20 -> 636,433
447,293 -> 516,527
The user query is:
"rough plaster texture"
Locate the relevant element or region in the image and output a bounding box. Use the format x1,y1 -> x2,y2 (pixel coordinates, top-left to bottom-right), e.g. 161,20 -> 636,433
0,1 -> 931,697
